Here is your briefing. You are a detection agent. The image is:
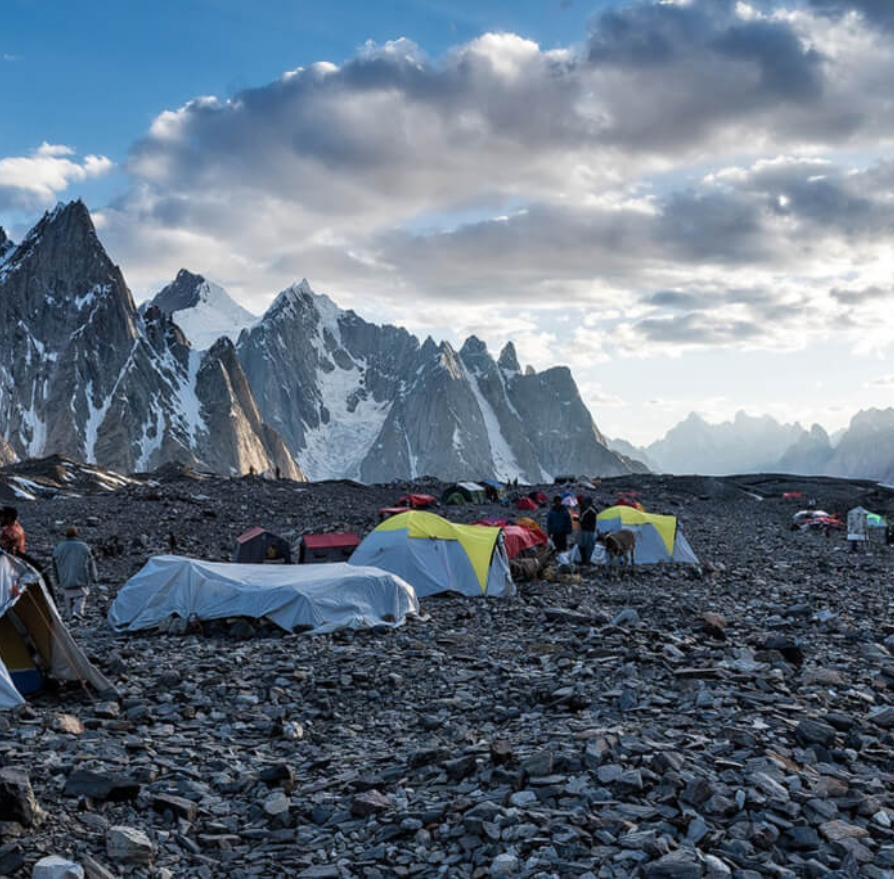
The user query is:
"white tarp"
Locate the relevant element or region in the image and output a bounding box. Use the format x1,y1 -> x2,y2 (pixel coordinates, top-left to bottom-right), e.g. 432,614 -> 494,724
108,556 -> 420,634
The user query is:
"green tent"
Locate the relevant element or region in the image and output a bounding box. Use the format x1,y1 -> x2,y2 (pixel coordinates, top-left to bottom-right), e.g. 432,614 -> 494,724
441,482 -> 487,505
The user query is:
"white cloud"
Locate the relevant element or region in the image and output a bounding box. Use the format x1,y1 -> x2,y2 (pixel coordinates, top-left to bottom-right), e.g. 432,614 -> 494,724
0,143 -> 113,210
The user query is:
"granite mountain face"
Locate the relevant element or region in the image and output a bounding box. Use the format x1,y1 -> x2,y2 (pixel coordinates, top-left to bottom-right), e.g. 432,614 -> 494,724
0,200 -> 633,481
234,282 -> 634,481
0,202 -> 301,479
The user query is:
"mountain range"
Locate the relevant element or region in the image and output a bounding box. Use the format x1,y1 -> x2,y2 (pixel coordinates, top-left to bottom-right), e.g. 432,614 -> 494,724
637,410 -> 894,484
0,200 -> 633,482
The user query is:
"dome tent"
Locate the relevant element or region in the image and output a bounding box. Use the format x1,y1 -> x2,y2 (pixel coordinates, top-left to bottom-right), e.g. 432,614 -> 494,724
594,506 -> 699,565
441,483 -> 487,505
350,511 -> 514,598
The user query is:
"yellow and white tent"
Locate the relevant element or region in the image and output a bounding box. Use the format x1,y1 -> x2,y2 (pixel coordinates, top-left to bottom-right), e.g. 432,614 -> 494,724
595,506 -> 699,565
350,511 -> 514,598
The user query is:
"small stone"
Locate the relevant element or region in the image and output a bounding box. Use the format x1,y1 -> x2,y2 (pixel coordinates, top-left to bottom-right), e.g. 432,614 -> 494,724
52,714 -> 85,735
490,739 -> 514,765
0,768 -> 42,827
263,791 -> 290,817
820,819 -> 870,842
490,853 -> 519,876
93,702 -> 120,719
783,827 -> 820,850
812,776 -> 847,798
612,608 -> 640,627
150,793 -> 198,822
259,763 -> 295,789
509,790 -> 538,808
444,755 -> 477,780
32,856 -> 85,879
64,771 -> 140,803
351,790 -> 390,817
795,719 -> 837,748
521,750 -> 553,777
644,850 -> 704,879
106,826 -> 153,865
870,706 -> 894,728
703,855 -> 731,878
282,720 -> 304,741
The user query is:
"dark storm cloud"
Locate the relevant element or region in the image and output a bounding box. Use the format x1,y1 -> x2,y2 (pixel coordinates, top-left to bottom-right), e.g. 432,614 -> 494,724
584,0 -> 834,148
634,313 -> 764,346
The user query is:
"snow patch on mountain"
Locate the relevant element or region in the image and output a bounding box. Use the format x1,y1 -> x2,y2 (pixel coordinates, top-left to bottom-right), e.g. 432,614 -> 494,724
461,357 -> 523,481
297,285 -> 392,480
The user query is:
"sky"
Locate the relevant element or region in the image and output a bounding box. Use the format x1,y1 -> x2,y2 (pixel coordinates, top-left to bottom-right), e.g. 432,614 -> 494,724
3,0 -> 894,446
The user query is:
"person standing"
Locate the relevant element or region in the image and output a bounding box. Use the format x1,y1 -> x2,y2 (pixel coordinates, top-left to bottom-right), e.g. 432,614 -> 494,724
578,498 -> 598,567
52,526 -> 97,620
0,506 -> 25,556
546,496 -> 573,553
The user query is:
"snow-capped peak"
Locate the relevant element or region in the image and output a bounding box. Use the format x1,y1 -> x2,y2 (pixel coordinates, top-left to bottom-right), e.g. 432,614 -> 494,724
143,269 -> 257,350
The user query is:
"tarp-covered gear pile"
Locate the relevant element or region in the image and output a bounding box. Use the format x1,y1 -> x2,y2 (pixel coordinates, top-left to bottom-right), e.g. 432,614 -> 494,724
594,506 -> 699,565
441,483 -> 487,505
0,550 -> 114,710
108,556 -> 419,634
350,511 -> 514,598
793,510 -> 841,531
233,527 -> 292,564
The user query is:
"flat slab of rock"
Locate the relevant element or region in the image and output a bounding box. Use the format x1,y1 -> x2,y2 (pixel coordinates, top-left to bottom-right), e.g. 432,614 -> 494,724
820,819 -> 870,842
64,771 -> 140,803
106,826 -> 153,865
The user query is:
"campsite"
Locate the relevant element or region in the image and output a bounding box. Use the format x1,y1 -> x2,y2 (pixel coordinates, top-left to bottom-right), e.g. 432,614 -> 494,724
5,463 -> 894,876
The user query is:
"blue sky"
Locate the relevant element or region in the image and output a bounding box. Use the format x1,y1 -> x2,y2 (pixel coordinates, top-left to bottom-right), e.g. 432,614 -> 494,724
3,0 -> 894,445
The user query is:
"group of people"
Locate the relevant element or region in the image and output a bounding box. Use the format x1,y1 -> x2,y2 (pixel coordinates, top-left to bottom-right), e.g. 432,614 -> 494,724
0,506 -> 98,620
545,495 -> 599,565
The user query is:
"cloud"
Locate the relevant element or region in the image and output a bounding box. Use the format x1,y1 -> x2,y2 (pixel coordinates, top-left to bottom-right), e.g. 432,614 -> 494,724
808,0 -> 894,29
866,374 -> 894,388
47,1 -> 894,369
2,54 -> 22,62
0,143 -> 113,211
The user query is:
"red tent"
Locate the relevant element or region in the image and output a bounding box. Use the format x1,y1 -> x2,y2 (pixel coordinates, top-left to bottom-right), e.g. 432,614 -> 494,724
783,492 -> 804,500
397,493 -> 436,508
472,521 -> 547,559
528,491 -> 549,506
299,532 -> 360,563
516,496 -> 538,511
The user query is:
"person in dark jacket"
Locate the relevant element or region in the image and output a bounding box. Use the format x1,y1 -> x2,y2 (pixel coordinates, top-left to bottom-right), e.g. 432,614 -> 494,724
52,526 -> 98,620
546,496 -> 573,552
578,497 -> 598,566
